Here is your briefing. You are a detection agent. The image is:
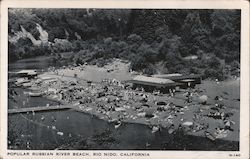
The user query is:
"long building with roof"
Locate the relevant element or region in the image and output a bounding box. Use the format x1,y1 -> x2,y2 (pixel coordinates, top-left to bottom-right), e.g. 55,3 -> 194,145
152,73 -> 202,88
127,75 -> 184,93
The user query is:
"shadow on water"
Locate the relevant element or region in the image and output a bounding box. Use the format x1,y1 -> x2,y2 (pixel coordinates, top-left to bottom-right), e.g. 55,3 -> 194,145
8,56 -> 54,71
8,110 -> 239,151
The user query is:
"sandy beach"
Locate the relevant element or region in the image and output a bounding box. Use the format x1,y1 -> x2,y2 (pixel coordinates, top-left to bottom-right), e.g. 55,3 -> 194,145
10,59 -> 240,144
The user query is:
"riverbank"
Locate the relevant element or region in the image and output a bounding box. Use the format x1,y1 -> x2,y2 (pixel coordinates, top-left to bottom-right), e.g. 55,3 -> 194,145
8,109 -> 239,150
9,59 -> 240,144
8,84 -> 239,150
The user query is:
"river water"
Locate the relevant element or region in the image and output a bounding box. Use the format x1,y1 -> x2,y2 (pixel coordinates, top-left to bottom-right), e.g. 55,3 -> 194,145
8,56 -> 239,150
8,56 -> 55,71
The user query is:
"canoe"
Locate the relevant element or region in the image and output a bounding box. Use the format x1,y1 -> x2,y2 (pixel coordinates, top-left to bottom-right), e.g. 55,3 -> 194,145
28,92 -> 43,97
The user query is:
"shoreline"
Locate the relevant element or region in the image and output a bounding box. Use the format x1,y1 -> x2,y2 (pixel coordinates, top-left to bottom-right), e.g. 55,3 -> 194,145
8,105 -> 239,150
9,61 -> 240,143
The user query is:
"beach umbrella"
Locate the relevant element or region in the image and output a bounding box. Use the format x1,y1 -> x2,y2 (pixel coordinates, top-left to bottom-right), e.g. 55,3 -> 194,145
199,95 -> 208,104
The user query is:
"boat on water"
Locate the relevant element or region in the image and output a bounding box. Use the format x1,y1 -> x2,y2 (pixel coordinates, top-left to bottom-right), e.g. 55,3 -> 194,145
204,131 -> 216,141
15,78 -> 30,86
114,121 -> 122,129
24,91 -> 43,97
29,92 -> 43,97
22,82 -> 32,88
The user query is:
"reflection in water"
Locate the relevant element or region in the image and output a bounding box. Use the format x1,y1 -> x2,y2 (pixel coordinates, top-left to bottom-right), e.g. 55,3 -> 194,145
8,109 -> 239,150
8,56 -> 54,71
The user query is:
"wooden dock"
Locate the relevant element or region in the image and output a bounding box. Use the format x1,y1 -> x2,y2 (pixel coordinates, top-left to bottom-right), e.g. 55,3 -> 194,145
8,105 -> 76,114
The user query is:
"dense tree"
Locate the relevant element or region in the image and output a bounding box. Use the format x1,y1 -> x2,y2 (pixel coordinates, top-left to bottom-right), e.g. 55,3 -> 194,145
181,11 -> 211,56
8,9 -> 241,79
210,10 -> 240,62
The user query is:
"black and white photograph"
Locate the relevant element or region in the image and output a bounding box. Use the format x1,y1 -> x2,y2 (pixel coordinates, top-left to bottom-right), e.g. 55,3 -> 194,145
1,0 -> 249,159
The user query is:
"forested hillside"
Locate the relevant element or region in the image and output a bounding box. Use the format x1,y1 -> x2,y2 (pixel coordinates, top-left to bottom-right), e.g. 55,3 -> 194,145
8,9 -> 241,80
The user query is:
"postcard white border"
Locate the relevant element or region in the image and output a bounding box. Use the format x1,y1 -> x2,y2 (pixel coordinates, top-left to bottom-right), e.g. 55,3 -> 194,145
1,0 -> 249,159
